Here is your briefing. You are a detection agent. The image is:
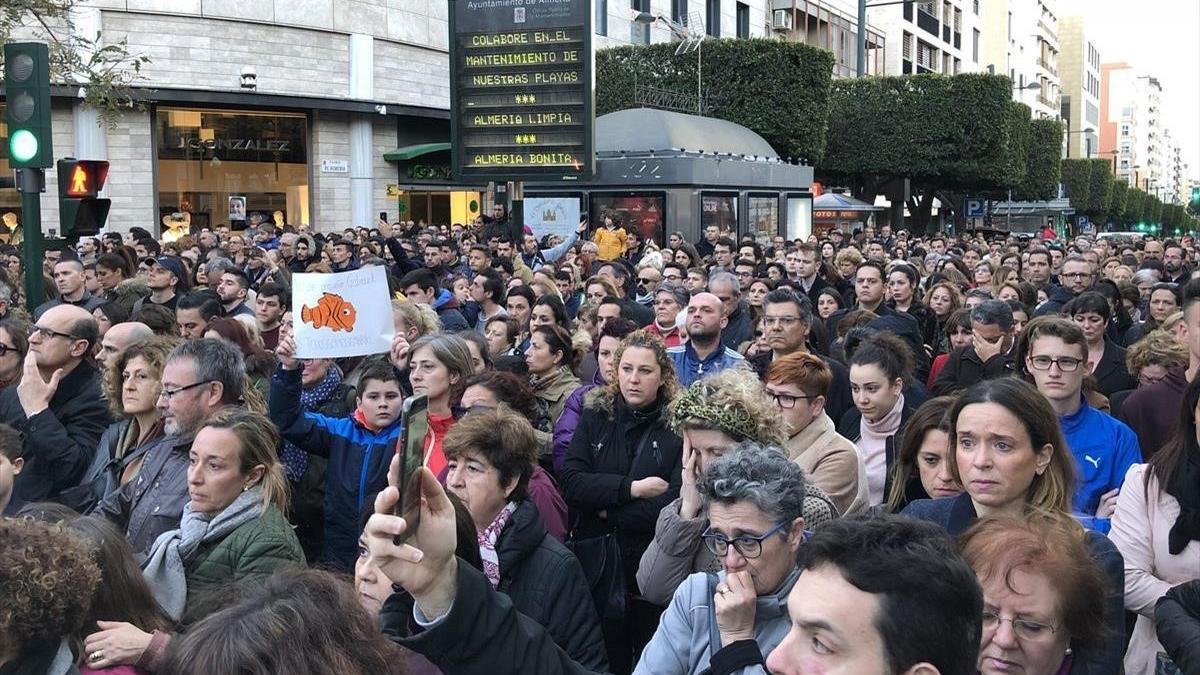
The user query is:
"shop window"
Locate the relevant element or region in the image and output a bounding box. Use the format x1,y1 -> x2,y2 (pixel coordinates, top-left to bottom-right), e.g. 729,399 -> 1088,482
156,107 -> 309,232
590,192 -> 665,246
747,195 -> 778,242
701,193 -> 738,234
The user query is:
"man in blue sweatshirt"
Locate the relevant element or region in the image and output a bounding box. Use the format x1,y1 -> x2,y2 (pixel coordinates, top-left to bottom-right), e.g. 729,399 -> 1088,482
1024,317 -> 1141,533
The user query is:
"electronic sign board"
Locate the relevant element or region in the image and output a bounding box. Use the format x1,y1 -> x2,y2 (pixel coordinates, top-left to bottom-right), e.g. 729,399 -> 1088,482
450,0 -> 594,181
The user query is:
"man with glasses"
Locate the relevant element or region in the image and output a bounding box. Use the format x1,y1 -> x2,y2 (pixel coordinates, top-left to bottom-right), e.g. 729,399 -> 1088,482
0,305 -> 110,505
765,351 -> 867,516
1024,318 -> 1140,534
634,266 -> 661,309
749,288 -> 853,423
93,338 -> 246,557
661,262 -> 686,286
1034,255 -> 1093,317
931,300 -> 1016,397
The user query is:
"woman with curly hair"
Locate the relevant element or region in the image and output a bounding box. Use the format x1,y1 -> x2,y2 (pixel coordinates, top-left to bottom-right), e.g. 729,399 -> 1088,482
560,330 -> 683,673
636,367 -> 837,608
0,518 -> 101,674
924,281 -> 964,355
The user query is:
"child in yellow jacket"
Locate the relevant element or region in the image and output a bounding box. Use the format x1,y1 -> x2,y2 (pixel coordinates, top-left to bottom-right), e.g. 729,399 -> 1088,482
592,216 -> 628,261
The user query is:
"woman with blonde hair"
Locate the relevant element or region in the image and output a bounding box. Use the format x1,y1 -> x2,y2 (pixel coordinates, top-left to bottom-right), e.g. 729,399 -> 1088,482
142,408 -> 303,625
904,377 -> 1126,673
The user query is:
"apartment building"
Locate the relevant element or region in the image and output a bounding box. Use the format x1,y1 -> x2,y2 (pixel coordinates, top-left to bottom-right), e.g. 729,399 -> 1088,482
869,0 -> 982,76
981,0 -> 1062,119
1057,15 -> 1099,158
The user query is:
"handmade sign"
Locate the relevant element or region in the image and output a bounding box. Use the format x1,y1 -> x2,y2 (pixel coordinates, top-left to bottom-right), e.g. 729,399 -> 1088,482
292,266 -> 393,359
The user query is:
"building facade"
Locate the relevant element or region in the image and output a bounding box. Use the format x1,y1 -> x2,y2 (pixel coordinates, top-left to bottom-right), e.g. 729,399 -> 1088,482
981,0 -> 1061,120
1056,15 -> 1098,158
872,0 -> 982,77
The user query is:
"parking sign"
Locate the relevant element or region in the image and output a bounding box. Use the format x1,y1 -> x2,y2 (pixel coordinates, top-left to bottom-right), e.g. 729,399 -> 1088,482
965,199 -> 986,218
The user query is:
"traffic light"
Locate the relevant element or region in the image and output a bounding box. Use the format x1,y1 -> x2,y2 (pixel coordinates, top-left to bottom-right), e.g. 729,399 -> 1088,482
57,159 -> 111,237
3,42 -> 54,169
1191,186 -> 1200,210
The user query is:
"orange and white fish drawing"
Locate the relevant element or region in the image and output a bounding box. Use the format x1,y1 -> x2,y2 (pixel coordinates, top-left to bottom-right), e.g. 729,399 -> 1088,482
300,292 -> 358,332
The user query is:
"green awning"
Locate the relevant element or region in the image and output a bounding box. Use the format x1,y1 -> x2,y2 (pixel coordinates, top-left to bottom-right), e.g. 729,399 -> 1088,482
384,142 -> 450,162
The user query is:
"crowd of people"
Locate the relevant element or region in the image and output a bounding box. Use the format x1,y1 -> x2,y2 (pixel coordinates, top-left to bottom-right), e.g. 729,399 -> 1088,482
3,212 -> 1200,675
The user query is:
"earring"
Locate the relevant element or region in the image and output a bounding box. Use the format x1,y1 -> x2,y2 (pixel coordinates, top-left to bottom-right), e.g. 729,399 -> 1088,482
1065,647 -> 1073,656
242,485 -> 248,492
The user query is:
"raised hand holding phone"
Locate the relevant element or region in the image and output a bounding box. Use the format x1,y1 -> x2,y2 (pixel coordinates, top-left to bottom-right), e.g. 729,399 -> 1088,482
393,393 -> 430,544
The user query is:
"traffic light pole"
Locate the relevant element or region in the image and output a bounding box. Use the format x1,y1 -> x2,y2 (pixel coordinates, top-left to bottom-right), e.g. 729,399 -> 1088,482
14,169 -> 46,311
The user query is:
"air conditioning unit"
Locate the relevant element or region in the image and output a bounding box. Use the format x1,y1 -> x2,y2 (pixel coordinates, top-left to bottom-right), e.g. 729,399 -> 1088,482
772,10 -> 792,31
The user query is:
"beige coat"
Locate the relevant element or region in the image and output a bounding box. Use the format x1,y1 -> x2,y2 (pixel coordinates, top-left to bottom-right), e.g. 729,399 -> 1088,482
1110,463 -> 1200,675
784,413 -> 869,516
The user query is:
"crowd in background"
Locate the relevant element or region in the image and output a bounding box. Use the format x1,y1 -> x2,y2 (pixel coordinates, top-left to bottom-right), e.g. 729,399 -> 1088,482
3,209 -> 1200,675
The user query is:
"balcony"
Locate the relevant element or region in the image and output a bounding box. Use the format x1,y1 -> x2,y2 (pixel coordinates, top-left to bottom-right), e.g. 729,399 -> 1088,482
1036,93 -> 1057,108
1037,57 -> 1057,75
916,9 -> 939,37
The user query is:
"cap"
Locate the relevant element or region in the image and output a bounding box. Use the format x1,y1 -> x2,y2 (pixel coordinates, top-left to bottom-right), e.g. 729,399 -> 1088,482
153,256 -> 186,281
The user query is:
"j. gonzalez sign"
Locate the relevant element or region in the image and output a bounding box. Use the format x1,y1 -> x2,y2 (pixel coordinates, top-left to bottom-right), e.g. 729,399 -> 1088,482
450,0 -> 594,182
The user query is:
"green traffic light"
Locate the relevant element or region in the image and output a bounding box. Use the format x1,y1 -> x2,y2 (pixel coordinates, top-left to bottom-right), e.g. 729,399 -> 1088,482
9,129 -> 39,163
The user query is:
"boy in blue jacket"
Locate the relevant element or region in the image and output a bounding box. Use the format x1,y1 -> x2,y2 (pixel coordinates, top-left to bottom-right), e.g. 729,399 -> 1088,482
271,335 -> 404,570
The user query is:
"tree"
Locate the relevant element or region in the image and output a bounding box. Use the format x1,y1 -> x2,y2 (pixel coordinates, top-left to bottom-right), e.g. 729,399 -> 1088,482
1060,159 -> 1091,215
1123,188 -> 1146,226
1107,180 -> 1129,226
1017,118 -> 1063,201
596,39 -> 834,162
1084,158 -> 1113,219
1,0 -> 150,128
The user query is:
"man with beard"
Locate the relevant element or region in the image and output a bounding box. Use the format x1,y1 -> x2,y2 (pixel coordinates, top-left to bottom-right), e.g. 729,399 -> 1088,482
93,338 -> 246,558
216,270 -> 255,318
1164,243 -> 1189,285
132,257 -> 189,313
667,292 -> 745,387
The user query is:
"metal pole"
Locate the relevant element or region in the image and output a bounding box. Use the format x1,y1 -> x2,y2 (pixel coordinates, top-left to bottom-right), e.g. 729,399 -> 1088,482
857,0 -> 867,77
697,40 -> 702,114
15,169 -> 46,311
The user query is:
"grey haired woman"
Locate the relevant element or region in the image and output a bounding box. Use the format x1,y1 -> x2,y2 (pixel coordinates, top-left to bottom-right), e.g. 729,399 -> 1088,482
634,443 -> 809,675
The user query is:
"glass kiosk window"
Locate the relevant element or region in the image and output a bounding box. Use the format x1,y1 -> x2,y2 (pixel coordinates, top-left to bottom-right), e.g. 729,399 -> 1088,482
590,193 -> 665,246
156,107 -> 310,232
747,195 -> 779,243
701,193 -> 738,233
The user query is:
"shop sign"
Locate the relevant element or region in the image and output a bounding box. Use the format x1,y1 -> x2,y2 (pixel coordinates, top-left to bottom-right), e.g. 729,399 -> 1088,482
321,159 -> 350,174
813,210 -> 864,219
450,0 -> 594,182
386,185 -> 403,197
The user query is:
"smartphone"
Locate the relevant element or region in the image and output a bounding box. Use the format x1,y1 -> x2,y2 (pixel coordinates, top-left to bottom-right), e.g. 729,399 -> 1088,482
379,211 -> 388,223
393,393 -> 429,544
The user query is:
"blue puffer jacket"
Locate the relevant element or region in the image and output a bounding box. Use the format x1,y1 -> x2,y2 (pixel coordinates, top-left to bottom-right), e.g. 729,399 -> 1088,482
268,366 -> 402,571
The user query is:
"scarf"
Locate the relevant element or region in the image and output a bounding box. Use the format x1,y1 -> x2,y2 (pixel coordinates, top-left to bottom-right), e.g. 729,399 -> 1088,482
142,486 -> 266,620
1164,453 -> 1200,554
479,501 -> 518,589
859,394 -> 905,506
281,368 -> 343,482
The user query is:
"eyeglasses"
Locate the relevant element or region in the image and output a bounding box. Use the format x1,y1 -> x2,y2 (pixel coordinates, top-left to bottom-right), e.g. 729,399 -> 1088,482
762,316 -> 802,327
765,390 -> 812,409
1062,271 -> 1092,279
157,380 -> 215,400
663,273 -> 682,281
701,521 -> 789,559
981,610 -> 1058,641
0,344 -> 19,356
1028,355 -> 1083,372
33,326 -> 80,341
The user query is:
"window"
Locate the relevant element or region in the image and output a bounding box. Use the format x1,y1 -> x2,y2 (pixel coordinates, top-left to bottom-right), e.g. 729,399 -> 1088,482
918,1 -> 936,17
706,0 -> 720,36
953,7 -> 961,31
156,107 -> 310,230
595,0 -> 607,35
747,195 -> 779,241
736,2 -> 749,38
903,31 -> 913,60
972,28 -> 980,61
1121,125 -> 1130,137
590,193 -> 665,245
917,40 -> 936,69
631,0 -> 650,43
672,0 -> 688,24
973,0 -> 979,14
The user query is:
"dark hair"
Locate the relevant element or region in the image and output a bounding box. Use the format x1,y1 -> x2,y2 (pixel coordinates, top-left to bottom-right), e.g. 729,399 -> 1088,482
477,272 -> 506,305
968,299 -> 1014,331
132,303 -> 178,337
167,338 -> 245,405
68,516 -> 173,635
532,324 -> 576,371
96,252 -> 134,279
221,268 -> 251,291
506,284 -> 536,310
485,315 -> 520,347
97,300 -> 132,326
1062,291 -> 1111,322
0,423 -> 23,461
257,282 -> 290,310
764,287 -> 813,325
854,260 -> 887,280
158,569 -> 404,675
598,317 -> 639,343
207,318 -> 275,380
815,286 -> 844,310
848,332 -> 912,381
399,268 -> 439,294
886,396 -> 956,512
176,290 -> 223,321
532,294 -> 570,330
888,263 -> 919,289
357,360 -> 403,391
798,515 -> 983,675
462,371 -> 542,426
443,409 -> 538,502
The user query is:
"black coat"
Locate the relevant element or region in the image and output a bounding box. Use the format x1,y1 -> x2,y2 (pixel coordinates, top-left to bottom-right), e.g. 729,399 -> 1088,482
1033,285 -> 1077,317
494,499 -> 608,671
1156,580 -> 1200,674
1,363 -> 112,503
929,346 -> 1015,396
560,395 -> 682,584
1091,341 -> 1135,397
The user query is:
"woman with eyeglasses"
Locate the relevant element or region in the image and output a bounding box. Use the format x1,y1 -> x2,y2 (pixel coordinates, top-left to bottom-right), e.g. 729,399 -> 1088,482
637,367 -> 835,608
961,511 -> 1108,675
635,444 -> 808,675
1109,329 -> 1190,416
903,377 -> 1126,674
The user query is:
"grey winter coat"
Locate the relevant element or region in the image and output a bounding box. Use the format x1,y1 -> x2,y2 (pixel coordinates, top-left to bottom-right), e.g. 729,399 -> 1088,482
633,568 -> 801,675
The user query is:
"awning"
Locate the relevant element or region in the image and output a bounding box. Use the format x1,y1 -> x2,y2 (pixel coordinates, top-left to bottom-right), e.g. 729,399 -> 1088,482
384,142 -> 450,162
813,193 -> 884,211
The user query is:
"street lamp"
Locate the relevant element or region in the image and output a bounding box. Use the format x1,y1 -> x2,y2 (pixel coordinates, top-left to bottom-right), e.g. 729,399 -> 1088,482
631,11 -> 705,114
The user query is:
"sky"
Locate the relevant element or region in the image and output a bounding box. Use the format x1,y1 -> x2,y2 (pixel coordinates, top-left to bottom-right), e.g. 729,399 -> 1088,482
1060,0 -> 1200,183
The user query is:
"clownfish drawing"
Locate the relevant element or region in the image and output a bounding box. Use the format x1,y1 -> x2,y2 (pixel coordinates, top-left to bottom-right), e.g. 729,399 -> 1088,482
300,292 -> 358,332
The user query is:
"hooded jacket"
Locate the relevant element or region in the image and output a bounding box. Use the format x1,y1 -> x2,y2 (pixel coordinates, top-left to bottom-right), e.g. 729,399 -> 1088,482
431,287 -> 470,332
1034,284 -> 1078,317
634,568 -> 801,675
493,499 -> 608,671
268,366 -> 402,571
